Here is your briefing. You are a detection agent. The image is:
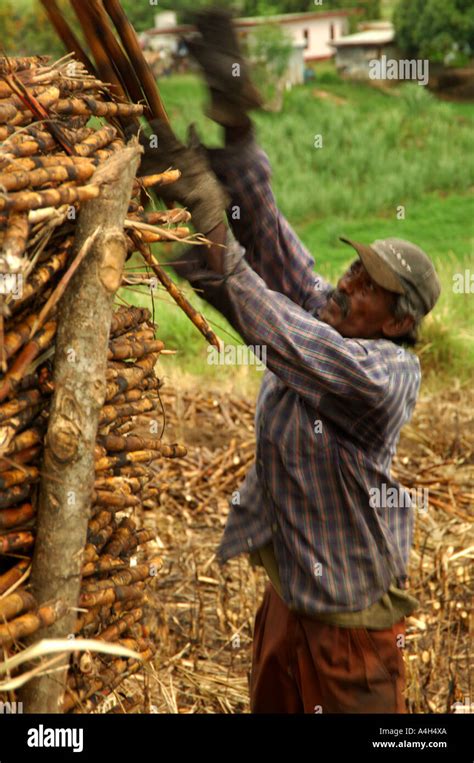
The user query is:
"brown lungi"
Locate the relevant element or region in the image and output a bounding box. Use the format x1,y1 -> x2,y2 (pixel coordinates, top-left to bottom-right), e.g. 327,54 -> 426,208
250,582 -> 406,714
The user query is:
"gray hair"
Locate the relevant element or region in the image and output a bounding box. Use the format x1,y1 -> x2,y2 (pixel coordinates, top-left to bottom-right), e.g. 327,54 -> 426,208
390,288 -> 426,346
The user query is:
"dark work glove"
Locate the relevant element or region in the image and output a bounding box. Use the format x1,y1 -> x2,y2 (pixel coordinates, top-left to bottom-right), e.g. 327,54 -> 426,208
137,119 -> 230,236
171,230 -> 247,325
185,9 -> 263,126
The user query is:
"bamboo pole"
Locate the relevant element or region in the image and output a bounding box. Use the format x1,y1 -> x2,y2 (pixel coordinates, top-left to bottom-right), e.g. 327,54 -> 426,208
19,141 -> 141,714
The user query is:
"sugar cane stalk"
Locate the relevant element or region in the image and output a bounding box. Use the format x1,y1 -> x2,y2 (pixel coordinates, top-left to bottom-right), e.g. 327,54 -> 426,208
102,0 -> 169,124
132,233 -> 220,349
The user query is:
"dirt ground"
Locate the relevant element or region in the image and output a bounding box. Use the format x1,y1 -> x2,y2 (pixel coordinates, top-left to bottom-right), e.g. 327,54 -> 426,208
117,375 -> 473,714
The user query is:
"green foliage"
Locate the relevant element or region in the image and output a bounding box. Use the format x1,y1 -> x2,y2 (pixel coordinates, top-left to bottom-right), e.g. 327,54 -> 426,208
394,0 -> 474,62
118,0 -> 160,32
0,0 -> 78,58
246,22 -> 293,77
123,0 -> 381,26
234,0 -> 381,21
322,0 -> 381,24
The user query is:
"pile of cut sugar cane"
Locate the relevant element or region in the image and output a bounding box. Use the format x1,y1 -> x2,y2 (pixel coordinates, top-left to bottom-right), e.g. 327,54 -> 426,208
0,54 -> 217,713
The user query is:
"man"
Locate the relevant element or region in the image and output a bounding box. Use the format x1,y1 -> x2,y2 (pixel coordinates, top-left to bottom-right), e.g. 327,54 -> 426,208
138,9 -> 441,713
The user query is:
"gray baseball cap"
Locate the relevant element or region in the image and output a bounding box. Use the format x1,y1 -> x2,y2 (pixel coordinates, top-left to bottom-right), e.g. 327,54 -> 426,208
340,236 -> 441,314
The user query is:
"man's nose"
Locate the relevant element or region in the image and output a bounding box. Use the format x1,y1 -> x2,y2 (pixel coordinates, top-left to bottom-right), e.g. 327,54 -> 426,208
339,273 -> 358,295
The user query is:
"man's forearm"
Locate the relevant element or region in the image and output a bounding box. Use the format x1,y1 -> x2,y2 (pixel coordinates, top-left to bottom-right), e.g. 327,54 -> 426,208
202,221 -> 228,274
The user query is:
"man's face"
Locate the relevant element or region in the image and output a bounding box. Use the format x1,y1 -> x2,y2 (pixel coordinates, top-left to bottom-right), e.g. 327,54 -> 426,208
318,259 -> 409,340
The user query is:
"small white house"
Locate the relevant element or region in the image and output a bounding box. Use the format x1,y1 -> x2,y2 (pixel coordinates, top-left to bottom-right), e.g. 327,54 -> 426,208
151,11 -> 178,55
330,22 -> 397,79
141,9 -> 356,63
233,10 -> 354,62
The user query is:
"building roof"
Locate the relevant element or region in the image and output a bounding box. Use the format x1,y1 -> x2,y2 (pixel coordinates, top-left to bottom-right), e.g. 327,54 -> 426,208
330,29 -> 395,47
358,20 -> 394,31
233,9 -> 358,26
143,9 -> 358,36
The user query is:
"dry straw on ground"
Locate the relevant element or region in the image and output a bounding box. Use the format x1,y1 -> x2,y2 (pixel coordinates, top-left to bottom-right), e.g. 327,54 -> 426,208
112,379 -> 472,715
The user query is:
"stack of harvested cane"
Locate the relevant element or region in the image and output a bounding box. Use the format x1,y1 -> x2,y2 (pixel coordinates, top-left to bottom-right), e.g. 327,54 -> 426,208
0,53 -> 217,712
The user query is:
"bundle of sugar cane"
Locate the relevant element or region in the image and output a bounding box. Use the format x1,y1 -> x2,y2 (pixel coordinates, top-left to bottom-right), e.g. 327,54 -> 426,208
0,52 -> 218,713
0,303 -> 188,711
0,53 -> 219,356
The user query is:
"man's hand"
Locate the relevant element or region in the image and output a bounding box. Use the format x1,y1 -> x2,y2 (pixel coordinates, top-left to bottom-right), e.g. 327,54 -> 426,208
137,119 -> 229,236
173,223 -> 246,283
185,9 -> 263,127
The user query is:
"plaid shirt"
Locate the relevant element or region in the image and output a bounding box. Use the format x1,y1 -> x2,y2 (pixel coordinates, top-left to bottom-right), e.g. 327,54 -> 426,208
177,138 -> 422,616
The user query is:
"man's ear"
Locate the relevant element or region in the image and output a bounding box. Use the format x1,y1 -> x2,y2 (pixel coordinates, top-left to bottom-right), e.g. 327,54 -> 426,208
382,314 -> 415,338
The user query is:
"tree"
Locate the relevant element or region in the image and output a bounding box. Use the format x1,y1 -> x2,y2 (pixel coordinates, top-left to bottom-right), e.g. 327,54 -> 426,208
1,0 -> 67,58
119,0 -> 164,32
322,0 -> 381,23
246,20 -> 293,74
394,0 -> 474,63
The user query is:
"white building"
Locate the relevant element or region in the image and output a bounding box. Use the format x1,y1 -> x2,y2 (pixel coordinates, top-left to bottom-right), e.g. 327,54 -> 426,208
142,9 -> 356,63
233,10 -> 355,62
149,11 -> 179,55
330,22 -> 397,79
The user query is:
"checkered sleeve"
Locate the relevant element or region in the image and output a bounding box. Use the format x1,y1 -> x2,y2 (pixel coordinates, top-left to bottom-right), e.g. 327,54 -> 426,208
192,235 -> 392,409
206,136 -> 332,308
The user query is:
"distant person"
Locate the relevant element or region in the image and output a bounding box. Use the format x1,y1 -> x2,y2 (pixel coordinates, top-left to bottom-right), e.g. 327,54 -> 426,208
138,8 -> 441,714
177,38 -> 188,57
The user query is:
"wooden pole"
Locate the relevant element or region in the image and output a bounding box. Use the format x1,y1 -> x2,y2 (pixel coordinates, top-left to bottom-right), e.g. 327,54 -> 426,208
19,140 -> 141,714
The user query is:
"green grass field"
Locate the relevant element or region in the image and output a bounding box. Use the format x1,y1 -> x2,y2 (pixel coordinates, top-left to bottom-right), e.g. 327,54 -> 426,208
121,70 -> 474,387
